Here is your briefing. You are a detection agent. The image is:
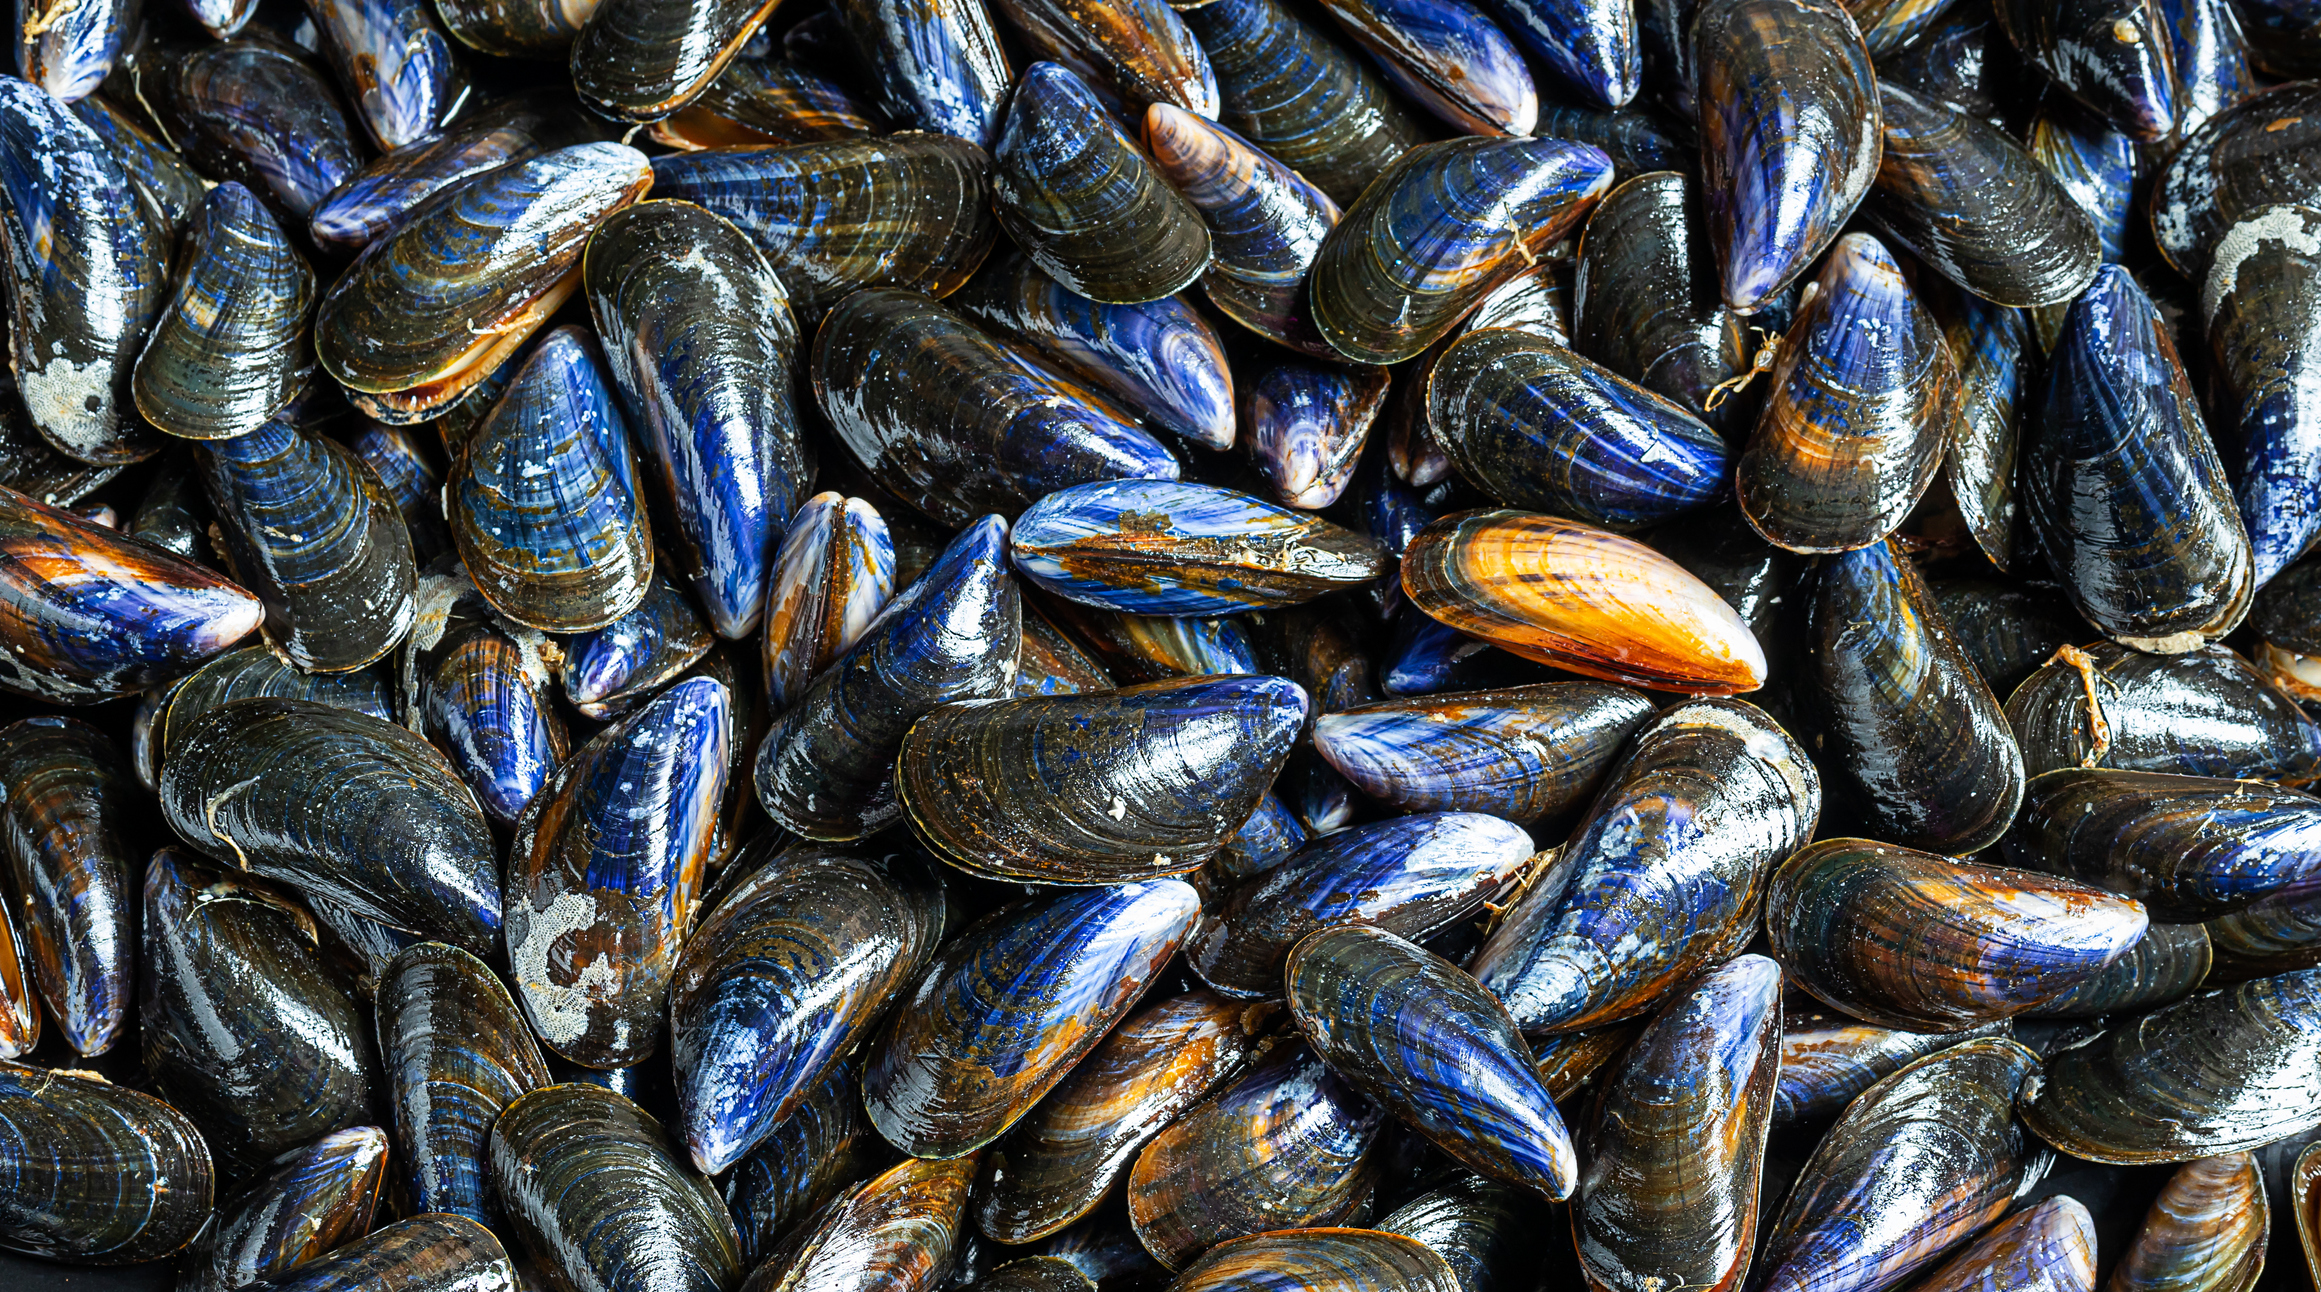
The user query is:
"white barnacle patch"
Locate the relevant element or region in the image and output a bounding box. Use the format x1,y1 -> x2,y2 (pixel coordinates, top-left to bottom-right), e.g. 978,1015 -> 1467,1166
16,355 -> 112,456
2202,205 -> 2321,323
507,888 -> 618,1046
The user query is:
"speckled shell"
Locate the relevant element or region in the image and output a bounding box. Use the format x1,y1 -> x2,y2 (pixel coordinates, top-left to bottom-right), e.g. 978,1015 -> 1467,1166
178,1126 -> 389,1292
1573,954 -> 1783,1292
132,183 -> 313,443
897,675 -> 1308,885
2019,965 -> 2321,1163
977,990 -> 1271,1244
0,717 -> 138,1057
1753,1039 -> 2053,1292
743,1155 -> 975,1292
1126,1042 -> 1385,1270
316,144 -> 654,423
0,1059 -> 214,1263
2110,1153 -> 2268,1292
488,1084 -> 743,1292
861,879 -> 1201,1159
1311,682 -> 1655,823
1765,838 -> 2150,1030
2004,641 -> 2321,781
1469,698 -> 1818,1034
1165,1229 -> 1461,1292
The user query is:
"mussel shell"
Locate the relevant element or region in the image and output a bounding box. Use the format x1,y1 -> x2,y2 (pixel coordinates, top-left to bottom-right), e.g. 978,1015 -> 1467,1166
165,40 -> 365,223
306,0 -> 462,150
1906,1196 -> 2097,1292
73,94 -> 206,244
488,1084 -> 743,1292
507,677 -> 730,1069
1177,0 -> 1424,208
432,0 -> 601,57
648,136 -> 997,315
1188,811 -> 1534,997
1573,954 -> 1782,1292
2110,1153 -> 2268,1292
650,58 -> 884,149
2153,81 -> 2321,285
2005,768 -> 2321,920
1288,923 -> 1576,1201
449,326 -> 652,634
139,849 -> 380,1179
744,1154 -> 975,1292
897,675 -> 1308,885
376,942 -> 551,1230
16,0 -> 128,101
1010,479 -> 1383,615
158,697 -> 500,954
1211,790 -> 1308,885
2203,203 -> 2321,586
2259,554 -> 2321,656
1312,0 -> 1537,136
562,577 -> 714,720
157,642 -> 393,773
1376,1175 -> 1537,1292
1469,698 -> 1818,1034
1926,581 -> 2073,700
722,1059 -> 890,1268
0,1058 -> 214,1263
1926,281 -> 2030,570
200,417 -> 418,674
1310,681 -> 1654,823
1428,326 -> 1728,531
0,76 -> 165,466
1167,1229 -> 1460,1291
1797,540 -> 2025,854
1569,170 -> 1751,438
1308,138 -> 1613,365
242,1214 -> 517,1292
349,422 -> 452,566
1016,608 -> 1119,695
752,515 -> 1022,840
977,990 -> 1271,1244
1866,82 -> 2101,307
0,716 -> 138,1056
861,879 -> 1200,1158
1125,1041 -> 1384,1270
811,292 -> 1179,529
2004,640 -> 2321,780
316,144 -> 654,421
2207,885 -> 2321,981
2028,921 -> 2212,1019
831,0 -> 1009,145
1694,0 -> 1882,314
0,401 -> 121,510
179,1126 -> 390,1292
569,0 -> 784,121
583,199 -> 807,640
977,1257 -> 1095,1292
1,898 -> 42,1054
132,182 -> 313,443
993,0 -> 1215,115
2019,965 -> 2321,1163
1033,597 -> 1257,683
309,98 -> 572,254
668,842 -> 945,1175
1735,233 -> 1957,553
1646,502 -> 1802,645
1770,1017 -> 2012,1125
761,492 -> 894,708
1752,1039 -> 2052,1292
405,574 -> 568,830
1766,837 -> 2149,1030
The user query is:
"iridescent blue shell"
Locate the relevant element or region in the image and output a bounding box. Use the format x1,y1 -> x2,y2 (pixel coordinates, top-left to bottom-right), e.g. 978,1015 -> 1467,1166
2203,204 -> 2321,587
1909,1197 -> 2097,1292
1992,0 -> 2176,139
1771,1018 -> 2010,1125
563,576 -> 714,720
409,571 -> 568,829
71,94 -> 205,242
309,98 -> 566,254
237,1214 -> 516,1292
15,0 -> 128,101
1312,0 -> 1537,135
166,40 -> 365,223
1036,598 -> 1260,682
1311,682 -> 1655,823
832,0 -> 1010,145
2008,767 -> 2321,921
2025,96 -> 2139,265
177,1125 -> 388,1292
1249,363 -> 1391,510
722,1059 -> 889,1267
345,421 -> 449,566
307,0 -> 462,149
0,716 -> 136,1057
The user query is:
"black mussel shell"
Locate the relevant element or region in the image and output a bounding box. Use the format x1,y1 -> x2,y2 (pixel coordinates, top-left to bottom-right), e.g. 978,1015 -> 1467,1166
165,40 -> 366,223
132,181 -> 313,443
743,1155 -> 975,1292
179,1126 -> 389,1292
2028,920 -> 2211,1019
0,1059 -> 214,1264
2004,640 -> 2321,781
0,716 -> 139,1057
989,0 -> 1216,116
830,0 -> 1008,145
571,0 -> 786,121
1928,578 -> 2077,699
1168,1229 -> 1460,1290
1770,1017 -> 2013,1126
241,1214 -> 518,1292
1991,0 -> 2176,138
723,1059 -> 892,1268
2007,767 -> 2321,920
1925,281 -> 2033,571
1571,170 -> 1752,439
2153,82 -> 2321,284
74,95 -> 207,245
2202,203 -> 2321,588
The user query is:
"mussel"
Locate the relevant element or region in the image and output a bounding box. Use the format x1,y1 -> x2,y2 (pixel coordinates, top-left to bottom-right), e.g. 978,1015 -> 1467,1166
0,716 -> 138,1056
1165,1229 -> 1460,1291
2203,203 -> 2321,586
569,0 -> 786,121
1991,0 -> 2177,138
164,41 -> 366,223
178,1126 -> 389,1292
0,1059 -> 214,1263
1906,1197 -> 2097,1292
2006,768 -> 2321,920
240,1214 -> 517,1292
744,1154 -> 975,1292
1569,170 -> 1752,438
832,0 -> 1008,144
132,182 -> 314,443
1311,682 -> 1654,824
2005,641 -> 2321,781
2109,1153 -> 2269,1292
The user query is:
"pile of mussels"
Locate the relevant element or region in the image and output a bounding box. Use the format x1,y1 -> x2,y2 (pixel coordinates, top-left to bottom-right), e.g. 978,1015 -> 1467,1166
7,0 -> 2321,1286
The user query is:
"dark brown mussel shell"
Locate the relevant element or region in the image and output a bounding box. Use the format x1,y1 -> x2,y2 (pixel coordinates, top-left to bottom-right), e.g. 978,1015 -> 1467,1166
2025,965 -> 2321,1162
242,1214 -> 517,1292
1735,233 -> 1958,554
1309,138 -> 1613,365
488,1083 -> 743,1292
0,77 -> 165,467
1765,838 -> 2149,1030
1992,0 -> 2177,137
1769,1017 -> 2012,1126
1867,81 -> 2101,308
0,1059 -> 214,1263
2027,920 -> 2212,1018
1903,1197 -> 2097,1292
1752,1039 -> 2052,1292
200,417 -> 419,674
1694,0 -> 1882,315
745,1155 -> 976,1292
2006,768 -> 2321,920
977,990 -> 1272,1244
2109,1152 -> 2267,1292
1310,682 -> 1655,824
1289,924 -> 1578,1202
1126,1041 -> 1386,1269
1188,812 -> 1534,998
376,942 -> 551,1228
158,697 -> 499,953
1925,281 -> 2032,571
140,848 -> 380,1180
811,294 -> 1179,528
1570,170 -> 1752,438
991,63 -> 1212,306
1469,698 -> 1818,1034
2005,640 -> 2321,780
2026,266 -> 2253,653
753,516 -> 1020,840
862,880 -> 1200,1159
570,0 -> 786,121
132,182 -> 313,443
179,1126 -> 390,1292
316,144 -> 654,424
1573,955 -> 1782,1292
0,716 -> 139,1057
507,678 -> 730,1070
650,58 -> 886,151
991,0 -> 1215,115
669,841 -> 946,1175
648,137 -> 998,315
2153,80 -> 2321,285
722,1059 -> 890,1267
1167,1229 -> 1461,1291
897,675 -> 1308,885
1177,0 -> 1425,208
1797,540 -> 2025,854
